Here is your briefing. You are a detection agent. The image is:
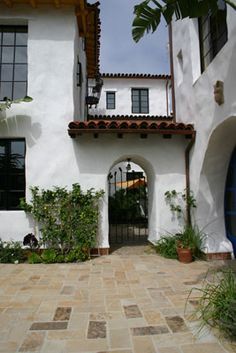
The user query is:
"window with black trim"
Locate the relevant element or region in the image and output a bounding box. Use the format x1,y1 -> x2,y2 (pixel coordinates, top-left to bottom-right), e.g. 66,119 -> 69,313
131,88 -> 149,114
0,139 -> 26,210
199,1 -> 227,72
0,25 -> 28,101
106,91 -> 115,109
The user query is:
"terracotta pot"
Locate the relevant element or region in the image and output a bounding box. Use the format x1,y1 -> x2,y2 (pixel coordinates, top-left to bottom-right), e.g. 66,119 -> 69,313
177,246 -> 193,263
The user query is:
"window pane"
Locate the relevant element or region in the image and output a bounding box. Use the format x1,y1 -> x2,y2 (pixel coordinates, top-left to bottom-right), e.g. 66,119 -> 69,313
0,175 -> 6,188
2,31 -> 15,45
15,46 -> 27,63
0,192 -> 6,209
9,174 -> 25,189
13,82 -> 27,99
2,47 -> 14,63
0,141 -> 6,154
11,141 -> 25,157
1,64 -> 14,81
8,191 -> 24,209
226,215 -> 236,236
0,82 -> 13,100
15,32 -> 27,46
225,191 -> 235,210
14,64 -> 27,81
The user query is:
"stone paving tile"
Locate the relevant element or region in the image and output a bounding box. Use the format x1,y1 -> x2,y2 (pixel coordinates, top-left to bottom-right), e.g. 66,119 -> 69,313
165,316 -> 189,333
0,248 -> 234,353
19,332 -> 45,352
123,305 -> 142,319
87,321 -> 107,338
131,325 -> 169,336
30,321 -> 68,330
53,307 -> 72,321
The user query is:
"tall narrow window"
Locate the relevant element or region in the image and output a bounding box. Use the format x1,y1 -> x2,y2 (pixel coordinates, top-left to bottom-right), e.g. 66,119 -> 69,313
131,88 -> 149,114
106,91 -> 115,109
0,139 -> 26,210
199,1 -> 227,71
0,25 -> 28,101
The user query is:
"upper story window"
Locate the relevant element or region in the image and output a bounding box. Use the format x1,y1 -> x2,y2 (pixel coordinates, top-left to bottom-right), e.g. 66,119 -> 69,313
0,139 -> 26,210
131,88 -> 149,114
106,91 -> 116,109
0,25 -> 28,101
198,1 -> 227,72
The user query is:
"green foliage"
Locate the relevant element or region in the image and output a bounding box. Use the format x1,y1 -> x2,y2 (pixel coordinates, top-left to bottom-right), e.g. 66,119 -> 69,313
164,189 -> 196,221
20,184 -> 104,262
155,234 -> 178,259
189,269 -> 236,340
0,239 -> 25,263
0,96 -> 33,112
28,252 -> 42,264
40,249 -> 58,264
109,185 -> 147,224
177,225 -> 205,259
132,0 -> 236,42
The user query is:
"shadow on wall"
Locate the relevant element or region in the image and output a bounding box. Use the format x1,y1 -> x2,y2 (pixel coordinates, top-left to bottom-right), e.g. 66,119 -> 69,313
197,116 -> 236,252
0,114 -> 42,147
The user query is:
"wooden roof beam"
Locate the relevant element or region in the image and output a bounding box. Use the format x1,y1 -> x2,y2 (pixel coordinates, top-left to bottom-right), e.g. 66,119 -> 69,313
54,0 -> 60,8
4,0 -> 13,6
29,0 -> 37,7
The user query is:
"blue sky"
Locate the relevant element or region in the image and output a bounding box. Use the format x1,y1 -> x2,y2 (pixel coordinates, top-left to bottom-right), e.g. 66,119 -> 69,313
92,0 -> 170,74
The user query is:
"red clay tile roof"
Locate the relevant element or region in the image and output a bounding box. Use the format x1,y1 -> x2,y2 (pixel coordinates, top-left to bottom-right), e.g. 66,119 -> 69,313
68,119 -> 195,138
101,73 -> 171,79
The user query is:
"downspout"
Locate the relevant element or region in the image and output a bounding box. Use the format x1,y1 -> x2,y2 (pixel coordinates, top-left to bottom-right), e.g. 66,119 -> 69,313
168,23 -> 176,121
185,131 -> 196,227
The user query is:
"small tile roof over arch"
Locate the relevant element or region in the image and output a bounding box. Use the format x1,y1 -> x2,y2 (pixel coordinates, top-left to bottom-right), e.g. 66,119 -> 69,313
101,73 -> 171,80
68,119 -> 195,138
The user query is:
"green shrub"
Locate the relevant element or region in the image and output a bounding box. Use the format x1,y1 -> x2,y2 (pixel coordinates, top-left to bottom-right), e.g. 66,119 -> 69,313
28,252 -> 42,264
20,184 -> 104,263
178,225 -> 206,259
188,269 -> 236,340
155,234 -> 178,259
0,239 -> 24,263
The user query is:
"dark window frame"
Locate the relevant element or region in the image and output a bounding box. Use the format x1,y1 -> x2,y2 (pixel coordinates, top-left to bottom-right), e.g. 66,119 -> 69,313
0,25 -> 28,101
0,138 -> 26,210
131,88 -> 149,114
198,2 -> 228,72
106,91 -> 116,110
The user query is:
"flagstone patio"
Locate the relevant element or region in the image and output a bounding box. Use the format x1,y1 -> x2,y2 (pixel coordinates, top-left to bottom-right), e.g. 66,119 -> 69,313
0,245 -> 235,353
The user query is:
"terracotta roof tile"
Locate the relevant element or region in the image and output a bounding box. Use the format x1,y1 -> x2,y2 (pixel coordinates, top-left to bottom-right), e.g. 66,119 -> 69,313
101,73 -> 171,79
68,119 -> 195,138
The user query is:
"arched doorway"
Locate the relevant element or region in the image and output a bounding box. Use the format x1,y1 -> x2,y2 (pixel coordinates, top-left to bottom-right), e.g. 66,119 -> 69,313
108,159 -> 148,245
225,147 -> 236,256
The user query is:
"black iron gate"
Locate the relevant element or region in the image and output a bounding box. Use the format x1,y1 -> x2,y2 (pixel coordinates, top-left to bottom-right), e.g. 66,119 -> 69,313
108,167 -> 148,244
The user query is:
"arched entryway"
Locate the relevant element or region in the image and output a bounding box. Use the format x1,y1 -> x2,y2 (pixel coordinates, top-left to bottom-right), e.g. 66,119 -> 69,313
225,147 -> 236,256
108,159 -> 148,245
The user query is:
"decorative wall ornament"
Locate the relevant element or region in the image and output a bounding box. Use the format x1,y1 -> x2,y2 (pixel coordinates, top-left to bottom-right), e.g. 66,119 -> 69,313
214,80 -> 224,105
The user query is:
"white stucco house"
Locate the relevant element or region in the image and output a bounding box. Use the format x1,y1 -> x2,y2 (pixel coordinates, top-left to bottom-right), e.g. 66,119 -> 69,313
0,0 -> 235,258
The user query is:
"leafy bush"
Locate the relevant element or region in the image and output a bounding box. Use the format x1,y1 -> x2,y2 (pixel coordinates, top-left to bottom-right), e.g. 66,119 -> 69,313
20,184 -> 104,262
155,234 -> 178,259
28,252 -> 42,264
0,239 -> 25,263
188,269 -> 236,340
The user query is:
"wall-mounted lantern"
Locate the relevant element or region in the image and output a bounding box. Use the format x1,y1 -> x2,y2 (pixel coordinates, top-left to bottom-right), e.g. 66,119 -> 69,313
86,75 -> 104,107
214,80 -> 224,105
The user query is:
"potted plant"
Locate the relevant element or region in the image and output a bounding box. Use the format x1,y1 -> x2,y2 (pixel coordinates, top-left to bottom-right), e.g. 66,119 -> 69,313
164,190 -> 205,263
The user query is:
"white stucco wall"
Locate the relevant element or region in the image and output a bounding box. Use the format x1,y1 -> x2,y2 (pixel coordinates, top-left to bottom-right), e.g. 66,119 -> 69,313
72,134 -> 188,248
0,5 -> 87,241
89,77 -> 171,116
172,6 -> 236,254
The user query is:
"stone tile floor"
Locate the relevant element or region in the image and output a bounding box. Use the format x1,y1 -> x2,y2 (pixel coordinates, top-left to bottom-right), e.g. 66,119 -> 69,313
0,245 -> 235,353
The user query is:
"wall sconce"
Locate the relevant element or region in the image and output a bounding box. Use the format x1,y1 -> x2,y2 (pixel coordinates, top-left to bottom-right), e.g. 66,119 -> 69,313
76,60 -> 82,87
214,80 -> 224,105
